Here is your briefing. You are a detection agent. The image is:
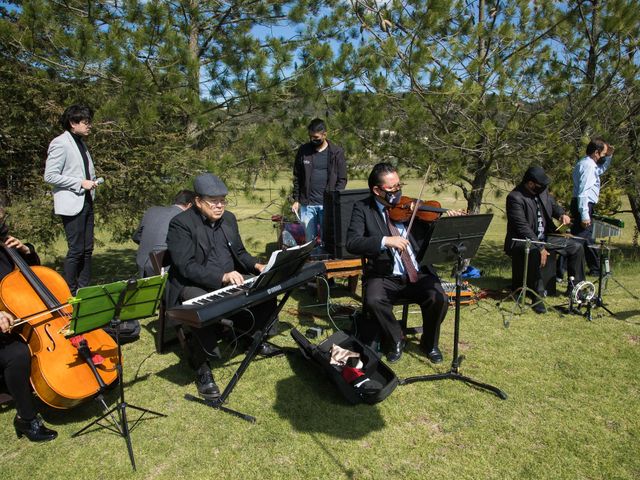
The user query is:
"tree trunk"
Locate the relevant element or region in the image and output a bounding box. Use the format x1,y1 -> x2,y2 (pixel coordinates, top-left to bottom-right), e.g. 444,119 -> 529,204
628,191 -> 640,245
466,161 -> 490,214
186,0 -> 200,140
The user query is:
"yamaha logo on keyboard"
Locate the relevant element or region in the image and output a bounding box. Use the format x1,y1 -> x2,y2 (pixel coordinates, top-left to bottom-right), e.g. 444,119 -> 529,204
267,284 -> 283,295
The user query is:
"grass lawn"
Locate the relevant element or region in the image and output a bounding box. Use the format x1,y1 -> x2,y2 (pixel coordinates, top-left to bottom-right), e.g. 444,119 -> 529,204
1,176 -> 639,480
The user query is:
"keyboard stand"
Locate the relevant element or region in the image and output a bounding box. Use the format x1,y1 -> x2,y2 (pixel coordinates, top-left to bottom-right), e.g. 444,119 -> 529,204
184,290 -> 292,423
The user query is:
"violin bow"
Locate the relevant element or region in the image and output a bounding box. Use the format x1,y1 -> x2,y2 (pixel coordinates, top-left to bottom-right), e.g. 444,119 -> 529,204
405,165 -> 432,238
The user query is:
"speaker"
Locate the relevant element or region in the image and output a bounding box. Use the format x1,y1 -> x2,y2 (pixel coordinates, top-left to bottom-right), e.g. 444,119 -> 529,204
323,189 -> 370,259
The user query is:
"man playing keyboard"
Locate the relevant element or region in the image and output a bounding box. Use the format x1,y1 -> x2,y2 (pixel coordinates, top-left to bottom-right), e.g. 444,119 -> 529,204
166,173 -> 279,400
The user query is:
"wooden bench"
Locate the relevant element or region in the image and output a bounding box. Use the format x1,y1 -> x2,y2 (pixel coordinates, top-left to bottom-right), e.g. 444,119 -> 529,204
316,258 -> 363,300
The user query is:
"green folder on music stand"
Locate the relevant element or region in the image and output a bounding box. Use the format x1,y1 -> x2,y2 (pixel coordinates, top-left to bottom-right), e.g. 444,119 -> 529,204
64,275 -> 166,336
67,275 -> 167,471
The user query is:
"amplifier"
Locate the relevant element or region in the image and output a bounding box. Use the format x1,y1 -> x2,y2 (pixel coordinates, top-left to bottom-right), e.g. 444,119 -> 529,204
323,189 -> 370,259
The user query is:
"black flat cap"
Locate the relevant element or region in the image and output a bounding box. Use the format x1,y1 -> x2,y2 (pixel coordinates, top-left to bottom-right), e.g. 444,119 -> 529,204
193,173 -> 228,197
523,165 -> 550,186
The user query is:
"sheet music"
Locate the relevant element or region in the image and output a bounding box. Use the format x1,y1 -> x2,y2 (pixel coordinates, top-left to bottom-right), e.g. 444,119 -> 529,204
262,240 -> 315,273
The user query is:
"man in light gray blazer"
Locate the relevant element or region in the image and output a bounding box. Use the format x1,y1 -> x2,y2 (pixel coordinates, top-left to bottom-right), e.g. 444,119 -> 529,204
44,105 -> 99,294
132,190 -> 195,277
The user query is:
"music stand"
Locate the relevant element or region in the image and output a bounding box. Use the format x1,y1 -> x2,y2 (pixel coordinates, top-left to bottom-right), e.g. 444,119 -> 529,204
401,214 -> 507,400
67,275 -> 167,471
185,241 -> 316,423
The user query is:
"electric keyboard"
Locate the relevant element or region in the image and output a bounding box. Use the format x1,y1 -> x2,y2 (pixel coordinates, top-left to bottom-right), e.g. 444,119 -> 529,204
183,276 -> 258,306
167,261 -> 325,328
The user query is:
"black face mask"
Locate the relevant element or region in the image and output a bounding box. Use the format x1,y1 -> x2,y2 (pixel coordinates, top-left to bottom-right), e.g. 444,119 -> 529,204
383,189 -> 402,206
533,184 -> 547,195
310,138 -> 323,147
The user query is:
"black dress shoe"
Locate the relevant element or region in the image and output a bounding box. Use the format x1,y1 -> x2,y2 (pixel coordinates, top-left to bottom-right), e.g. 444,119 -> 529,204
532,302 -> 547,314
386,339 -> 405,363
421,345 -> 443,364
195,363 -> 220,400
256,342 -> 283,357
14,415 -> 57,442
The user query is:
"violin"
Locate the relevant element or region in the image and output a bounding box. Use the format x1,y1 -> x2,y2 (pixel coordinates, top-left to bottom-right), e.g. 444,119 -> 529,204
0,240 -> 118,409
388,197 -> 450,223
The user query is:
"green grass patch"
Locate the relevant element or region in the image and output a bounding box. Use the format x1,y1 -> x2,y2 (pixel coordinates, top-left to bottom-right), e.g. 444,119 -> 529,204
1,176 -> 639,479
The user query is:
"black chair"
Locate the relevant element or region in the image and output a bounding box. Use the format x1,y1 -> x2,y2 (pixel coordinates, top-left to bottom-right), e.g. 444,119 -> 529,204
148,249 -> 188,354
398,302 -> 422,335
359,257 -> 422,342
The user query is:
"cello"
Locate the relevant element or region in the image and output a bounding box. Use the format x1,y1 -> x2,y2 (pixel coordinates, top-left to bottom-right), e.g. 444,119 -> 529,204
0,238 -> 118,409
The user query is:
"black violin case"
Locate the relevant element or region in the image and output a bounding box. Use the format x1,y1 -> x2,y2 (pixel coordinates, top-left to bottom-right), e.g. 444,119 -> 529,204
290,328 -> 398,405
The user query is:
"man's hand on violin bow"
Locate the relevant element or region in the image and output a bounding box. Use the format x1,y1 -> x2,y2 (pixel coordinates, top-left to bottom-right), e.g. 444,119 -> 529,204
384,235 -> 411,252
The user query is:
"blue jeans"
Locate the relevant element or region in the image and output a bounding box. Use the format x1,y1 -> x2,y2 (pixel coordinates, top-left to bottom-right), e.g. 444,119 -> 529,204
300,204 -> 323,243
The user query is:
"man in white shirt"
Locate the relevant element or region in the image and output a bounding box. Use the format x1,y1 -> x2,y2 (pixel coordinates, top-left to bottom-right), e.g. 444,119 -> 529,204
571,138 -> 614,275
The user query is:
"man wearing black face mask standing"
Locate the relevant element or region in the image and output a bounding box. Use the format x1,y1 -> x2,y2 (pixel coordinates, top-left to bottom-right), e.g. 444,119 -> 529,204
571,138 -> 614,276
346,163 -> 449,364
291,118 -> 347,245
505,166 -> 585,313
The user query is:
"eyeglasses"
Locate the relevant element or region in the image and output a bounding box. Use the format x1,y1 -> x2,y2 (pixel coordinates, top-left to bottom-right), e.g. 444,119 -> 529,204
201,198 -> 227,208
377,183 -> 404,193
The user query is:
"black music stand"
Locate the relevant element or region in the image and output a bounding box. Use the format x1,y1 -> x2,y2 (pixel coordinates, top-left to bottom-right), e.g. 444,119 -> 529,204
67,276 -> 167,471
185,241 -> 315,423
401,214 -> 507,400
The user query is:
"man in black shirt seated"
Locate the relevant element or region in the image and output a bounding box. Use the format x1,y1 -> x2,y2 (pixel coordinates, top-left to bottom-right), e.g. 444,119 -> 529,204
166,173 -> 278,400
504,166 -> 585,313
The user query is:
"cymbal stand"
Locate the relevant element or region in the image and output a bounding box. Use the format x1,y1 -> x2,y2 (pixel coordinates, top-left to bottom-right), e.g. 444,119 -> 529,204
499,238 -> 549,327
585,239 -> 639,320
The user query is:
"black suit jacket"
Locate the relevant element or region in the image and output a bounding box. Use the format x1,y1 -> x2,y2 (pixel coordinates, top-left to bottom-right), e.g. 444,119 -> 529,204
346,196 -> 433,278
165,208 -> 258,307
504,184 -> 565,255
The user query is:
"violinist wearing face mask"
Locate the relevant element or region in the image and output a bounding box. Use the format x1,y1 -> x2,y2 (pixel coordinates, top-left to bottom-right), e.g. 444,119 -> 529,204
291,118 -> 347,245
571,138 -> 614,276
346,163 -> 449,365
504,166 -> 585,313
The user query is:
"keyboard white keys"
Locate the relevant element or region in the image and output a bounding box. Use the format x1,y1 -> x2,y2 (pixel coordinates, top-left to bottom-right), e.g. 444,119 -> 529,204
183,276 -> 257,306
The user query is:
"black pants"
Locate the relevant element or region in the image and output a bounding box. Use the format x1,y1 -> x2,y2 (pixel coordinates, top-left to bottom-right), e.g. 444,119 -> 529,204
362,271 -> 448,350
180,286 -> 278,369
570,199 -> 599,273
61,198 -> 94,294
0,336 -> 36,420
510,236 -> 585,296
